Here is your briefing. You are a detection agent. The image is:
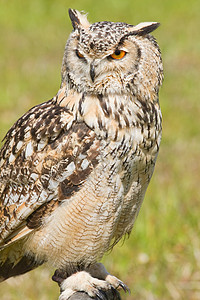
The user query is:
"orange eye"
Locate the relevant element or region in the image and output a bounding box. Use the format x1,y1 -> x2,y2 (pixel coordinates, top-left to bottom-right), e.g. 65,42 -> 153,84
110,49 -> 126,60
76,49 -> 84,59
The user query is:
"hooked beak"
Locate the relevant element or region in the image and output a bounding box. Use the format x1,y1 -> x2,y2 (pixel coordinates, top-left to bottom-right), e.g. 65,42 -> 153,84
90,63 -> 95,82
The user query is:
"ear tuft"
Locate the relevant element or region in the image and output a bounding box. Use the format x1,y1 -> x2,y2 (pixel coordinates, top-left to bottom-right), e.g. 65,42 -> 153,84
68,9 -> 90,30
132,22 -> 160,35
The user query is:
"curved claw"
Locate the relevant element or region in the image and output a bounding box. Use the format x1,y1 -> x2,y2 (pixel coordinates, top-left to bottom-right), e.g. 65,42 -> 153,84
95,289 -> 108,300
118,281 -> 130,294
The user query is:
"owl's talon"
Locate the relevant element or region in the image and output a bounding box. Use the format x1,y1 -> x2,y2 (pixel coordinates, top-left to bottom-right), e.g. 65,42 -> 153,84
86,263 -> 129,296
95,290 -> 108,300
59,270 -> 112,300
118,281 -> 130,293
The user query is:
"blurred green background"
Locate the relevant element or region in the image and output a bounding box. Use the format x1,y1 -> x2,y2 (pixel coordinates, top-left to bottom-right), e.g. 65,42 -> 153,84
0,0 -> 200,299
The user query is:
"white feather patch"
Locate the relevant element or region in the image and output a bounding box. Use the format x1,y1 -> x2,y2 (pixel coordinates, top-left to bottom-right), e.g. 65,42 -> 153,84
25,141 -> 34,158
8,153 -> 16,164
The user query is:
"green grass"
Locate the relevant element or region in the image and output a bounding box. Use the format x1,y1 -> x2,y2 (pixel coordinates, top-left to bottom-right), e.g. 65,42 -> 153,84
0,0 -> 200,299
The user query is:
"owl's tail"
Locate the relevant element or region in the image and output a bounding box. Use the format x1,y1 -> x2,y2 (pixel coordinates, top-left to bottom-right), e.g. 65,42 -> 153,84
0,243 -> 44,282
0,255 -> 44,282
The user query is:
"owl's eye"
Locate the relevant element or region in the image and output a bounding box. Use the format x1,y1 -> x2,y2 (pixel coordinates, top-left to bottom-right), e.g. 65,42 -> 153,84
110,50 -> 126,60
76,49 -> 84,59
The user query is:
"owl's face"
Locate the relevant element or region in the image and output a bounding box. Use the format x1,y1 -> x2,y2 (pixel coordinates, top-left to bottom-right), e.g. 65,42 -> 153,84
61,9 -> 163,97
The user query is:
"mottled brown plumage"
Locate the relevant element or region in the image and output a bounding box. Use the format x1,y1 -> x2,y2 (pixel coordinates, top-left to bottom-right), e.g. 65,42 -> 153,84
0,9 -> 163,299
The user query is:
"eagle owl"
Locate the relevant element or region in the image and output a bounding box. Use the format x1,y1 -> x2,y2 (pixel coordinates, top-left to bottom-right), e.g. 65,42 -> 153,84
0,9 -> 163,299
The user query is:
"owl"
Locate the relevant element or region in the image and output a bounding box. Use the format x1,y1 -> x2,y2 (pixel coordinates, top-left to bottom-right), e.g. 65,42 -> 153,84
0,9 -> 163,299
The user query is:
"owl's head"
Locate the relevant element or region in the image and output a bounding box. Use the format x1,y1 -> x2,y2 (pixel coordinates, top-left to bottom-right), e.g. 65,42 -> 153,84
61,9 -> 163,100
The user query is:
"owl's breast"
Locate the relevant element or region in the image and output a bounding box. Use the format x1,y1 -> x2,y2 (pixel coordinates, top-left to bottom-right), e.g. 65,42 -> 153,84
107,101 -> 162,242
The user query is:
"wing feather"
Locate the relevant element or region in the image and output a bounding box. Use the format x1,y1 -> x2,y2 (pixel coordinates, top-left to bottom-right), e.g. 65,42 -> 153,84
0,95 -> 100,248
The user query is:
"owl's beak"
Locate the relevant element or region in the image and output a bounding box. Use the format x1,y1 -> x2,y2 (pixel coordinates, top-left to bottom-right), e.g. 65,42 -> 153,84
90,63 -> 95,82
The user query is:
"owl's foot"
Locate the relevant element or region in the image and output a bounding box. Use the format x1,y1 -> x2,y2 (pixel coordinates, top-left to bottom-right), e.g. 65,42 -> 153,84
86,263 -> 130,293
55,263 -> 129,300
58,270 -> 111,299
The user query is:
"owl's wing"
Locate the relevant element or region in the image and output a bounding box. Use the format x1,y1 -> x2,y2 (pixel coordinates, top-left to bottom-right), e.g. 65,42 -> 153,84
0,96 -> 100,249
